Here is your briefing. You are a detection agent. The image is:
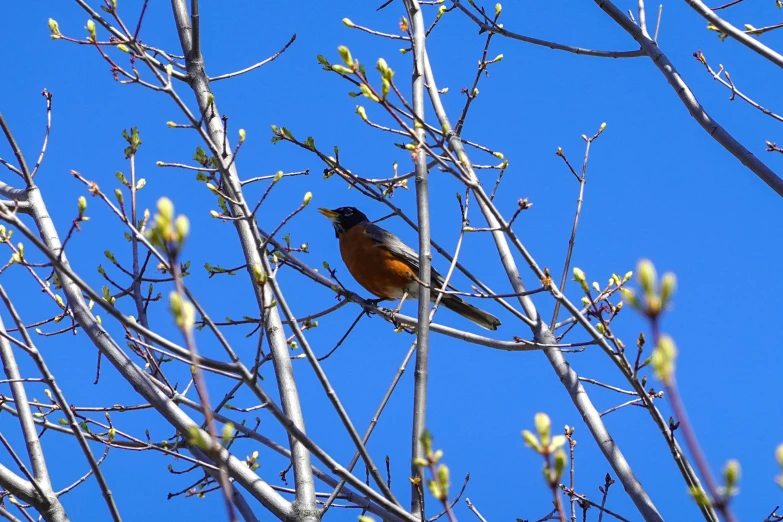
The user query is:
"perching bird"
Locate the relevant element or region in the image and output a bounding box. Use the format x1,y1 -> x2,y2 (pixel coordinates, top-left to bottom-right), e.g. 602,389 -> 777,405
318,206 -> 501,330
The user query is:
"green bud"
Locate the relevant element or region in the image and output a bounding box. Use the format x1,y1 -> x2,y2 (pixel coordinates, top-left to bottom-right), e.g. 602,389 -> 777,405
660,272 -> 676,305
420,430 -> 433,454
651,335 -> 677,384
116,43 -> 130,53
412,457 -> 428,467
331,64 -> 353,75
356,105 -> 368,122
495,3 -> 502,16
437,464 -> 450,499
78,196 -> 87,215
175,215 -> 189,242
620,287 -> 640,309
549,435 -> 566,452
492,54 -> 503,62
157,197 -> 174,221
114,189 -> 123,204
209,210 -> 219,218
723,459 -> 740,494
553,448 -> 566,481
360,84 -> 380,102
521,430 -> 541,452
166,121 -> 176,128
303,192 -> 312,206
338,45 -> 353,67
86,19 -> 96,40
343,18 -> 354,27
437,5 -> 447,18
381,77 -> 390,100
165,64 -> 173,77
238,128 -> 246,143
572,267 -> 589,293
273,170 -> 284,182
637,259 -> 657,297
187,426 -> 211,450
135,178 -> 146,190
252,264 -> 267,284
222,422 -> 234,444
534,412 -> 551,445
48,18 -> 60,36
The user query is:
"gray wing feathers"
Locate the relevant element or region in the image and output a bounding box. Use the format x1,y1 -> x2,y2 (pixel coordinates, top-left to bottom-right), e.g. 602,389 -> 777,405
363,223 -> 448,286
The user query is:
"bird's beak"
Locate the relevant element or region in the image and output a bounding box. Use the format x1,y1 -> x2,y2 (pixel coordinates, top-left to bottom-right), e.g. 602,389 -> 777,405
318,208 -> 338,219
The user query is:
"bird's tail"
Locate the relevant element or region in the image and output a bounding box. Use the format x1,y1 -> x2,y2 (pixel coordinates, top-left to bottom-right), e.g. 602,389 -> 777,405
439,295 -> 501,331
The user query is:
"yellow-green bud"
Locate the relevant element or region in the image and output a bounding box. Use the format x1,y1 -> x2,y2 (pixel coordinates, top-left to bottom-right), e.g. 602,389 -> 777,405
521,430 -> 541,452
651,335 -> 677,384
660,272 -> 676,305
86,19 -> 96,40
165,64 -> 173,77
553,448 -> 566,480
175,215 -> 189,242
78,196 -> 87,215
492,54 -> 503,62
437,464 -> 450,499
360,84 -> 380,102
238,128 -> 246,143
534,412 -> 551,445
495,3 -> 502,16
48,18 -> 61,38
600,122 -> 607,132
338,45 -> 353,67
251,264 -> 267,284
637,259 -> 657,297
166,121 -> 176,128
273,170 -> 284,182
572,267 -> 589,293
117,44 -> 130,53
114,189 -> 123,204
157,197 -> 174,221
356,105 -> 368,122
222,422 -> 234,444
550,435 -> 567,451
381,77 -> 390,100
303,192 -> 312,206
342,18 -> 354,27
331,64 -> 353,75
209,210 -> 219,218
723,459 -> 740,494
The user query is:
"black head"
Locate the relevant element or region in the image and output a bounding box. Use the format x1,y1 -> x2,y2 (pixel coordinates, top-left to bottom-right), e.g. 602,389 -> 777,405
318,207 -> 369,237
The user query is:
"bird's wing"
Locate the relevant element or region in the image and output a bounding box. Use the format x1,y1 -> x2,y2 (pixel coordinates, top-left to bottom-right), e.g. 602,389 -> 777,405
363,222 -> 452,288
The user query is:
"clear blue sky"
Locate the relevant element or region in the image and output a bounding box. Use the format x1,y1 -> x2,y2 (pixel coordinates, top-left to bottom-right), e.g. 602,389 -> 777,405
2,1 -> 782,521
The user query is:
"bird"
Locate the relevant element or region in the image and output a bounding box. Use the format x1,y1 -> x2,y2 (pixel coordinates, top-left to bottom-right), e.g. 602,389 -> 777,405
318,206 -> 501,330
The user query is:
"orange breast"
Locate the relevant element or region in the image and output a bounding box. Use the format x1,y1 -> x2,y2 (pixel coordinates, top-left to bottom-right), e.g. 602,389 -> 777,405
339,225 -> 416,299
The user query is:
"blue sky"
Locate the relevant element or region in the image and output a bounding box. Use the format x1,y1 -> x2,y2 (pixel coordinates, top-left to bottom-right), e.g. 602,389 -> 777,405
2,1 -> 782,521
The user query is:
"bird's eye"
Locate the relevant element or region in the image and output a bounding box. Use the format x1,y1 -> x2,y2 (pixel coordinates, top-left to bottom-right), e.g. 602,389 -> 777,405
344,208 -> 353,216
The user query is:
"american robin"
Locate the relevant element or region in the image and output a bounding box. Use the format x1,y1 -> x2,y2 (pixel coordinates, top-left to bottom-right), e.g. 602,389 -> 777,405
318,207 -> 501,330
